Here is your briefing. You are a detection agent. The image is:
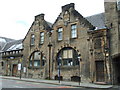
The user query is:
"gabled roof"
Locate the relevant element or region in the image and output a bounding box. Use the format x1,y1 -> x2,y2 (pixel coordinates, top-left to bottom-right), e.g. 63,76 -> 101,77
2,39 -> 23,52
86,13 -> 105,29
0,37 -> 15,51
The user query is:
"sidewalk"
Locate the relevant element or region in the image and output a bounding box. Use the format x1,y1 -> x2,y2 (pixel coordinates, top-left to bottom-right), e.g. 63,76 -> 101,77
1,76 -> 113,89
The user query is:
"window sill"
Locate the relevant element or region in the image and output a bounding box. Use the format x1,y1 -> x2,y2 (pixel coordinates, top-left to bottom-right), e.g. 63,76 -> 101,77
57,40 -> 63,42
30,44 -> 35,47
71,37 -> 78,39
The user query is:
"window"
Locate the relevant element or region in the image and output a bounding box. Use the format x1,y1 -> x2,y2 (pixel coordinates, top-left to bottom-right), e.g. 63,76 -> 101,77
29,51 -> 46,68
40,32 -> 44,44
63,50 -> 73,59
58,28 -> 63,41
57,47 -> 79,67
34,60 -> 40,67
94,38 -> 102,49
42,60 -> 45,66
29,51 -> 40,67
31,34 -> 35,46
71,24 -> 77,38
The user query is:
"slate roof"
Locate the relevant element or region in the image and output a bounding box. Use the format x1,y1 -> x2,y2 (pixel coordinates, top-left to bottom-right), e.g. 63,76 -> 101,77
0,37 -> 15,51
86,13 -> 105,29
2,39 -> 23,52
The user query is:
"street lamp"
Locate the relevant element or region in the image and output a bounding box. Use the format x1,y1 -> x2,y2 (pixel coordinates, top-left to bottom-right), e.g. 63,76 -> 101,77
78,54 -> 81,85
58,57 -> 61,83
47,30 -> 52,80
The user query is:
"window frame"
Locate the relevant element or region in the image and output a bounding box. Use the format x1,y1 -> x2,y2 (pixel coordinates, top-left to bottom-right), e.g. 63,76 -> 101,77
71,24 -> 77,38
57,48 -> 79,67
29,51 -> 45,68
57,27 -> 63,41
30,34 -> 35,46
40,32 -> 44,45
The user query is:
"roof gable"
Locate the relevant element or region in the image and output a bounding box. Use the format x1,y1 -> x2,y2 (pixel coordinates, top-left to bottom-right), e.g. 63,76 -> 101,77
23,14 -> 52,42
53,3 -> 94,29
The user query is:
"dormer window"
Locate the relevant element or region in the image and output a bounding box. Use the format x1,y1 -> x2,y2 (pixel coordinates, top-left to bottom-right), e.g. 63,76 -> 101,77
71,24 -> 77,38
30,34 -> 35,46
58,27 -> 63,41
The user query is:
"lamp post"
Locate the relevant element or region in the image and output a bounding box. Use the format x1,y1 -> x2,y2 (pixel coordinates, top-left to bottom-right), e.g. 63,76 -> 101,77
58,57 -> 61,83
104,47 -> 109,83
78,54 -> 81,85
48,31 -> 52,80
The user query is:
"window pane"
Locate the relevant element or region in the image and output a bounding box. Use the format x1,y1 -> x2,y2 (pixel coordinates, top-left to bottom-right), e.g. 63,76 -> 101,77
31,34 -> 35,45
34,52 -> 40,60
63,60 -> 68,65
58,28 -> 63,40
63,50 -> 67,58
34,60 -> 40,67
71,24 -> 77,38
74,59 -> 79,66
42,60 -> 45,66
29,61 -> 32,66
40,32 -> 44,44
63,59 -> 72,66
68,50 -> 73,58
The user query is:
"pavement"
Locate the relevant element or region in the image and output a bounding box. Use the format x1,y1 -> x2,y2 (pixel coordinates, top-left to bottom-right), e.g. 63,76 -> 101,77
1,76 -> 114,89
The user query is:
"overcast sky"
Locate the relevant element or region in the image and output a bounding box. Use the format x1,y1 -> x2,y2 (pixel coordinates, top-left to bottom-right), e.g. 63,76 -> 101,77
0,0 -> 104,40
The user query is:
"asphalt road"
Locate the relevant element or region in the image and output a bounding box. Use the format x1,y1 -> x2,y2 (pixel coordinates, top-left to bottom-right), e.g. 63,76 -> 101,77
1,78 -> 119,90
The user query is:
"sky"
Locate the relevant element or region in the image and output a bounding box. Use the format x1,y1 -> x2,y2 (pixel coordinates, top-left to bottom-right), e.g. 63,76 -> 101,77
0,0 -> 104,40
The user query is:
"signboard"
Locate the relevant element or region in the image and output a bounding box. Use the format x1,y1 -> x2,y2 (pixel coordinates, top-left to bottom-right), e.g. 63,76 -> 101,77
23,67 -> 26,73
18,63 -> 21,70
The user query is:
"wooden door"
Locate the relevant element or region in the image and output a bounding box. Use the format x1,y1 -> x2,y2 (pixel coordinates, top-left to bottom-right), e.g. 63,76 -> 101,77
12,64 -> 17,76
96,61 -> 105,82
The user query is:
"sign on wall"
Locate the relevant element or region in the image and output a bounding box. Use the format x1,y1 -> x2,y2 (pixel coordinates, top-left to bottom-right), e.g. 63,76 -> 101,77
18,63 -> 21,70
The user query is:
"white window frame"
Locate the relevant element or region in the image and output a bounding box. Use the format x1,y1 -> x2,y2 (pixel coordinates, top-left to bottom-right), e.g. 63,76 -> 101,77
58,28 -> 63,41
40,32 -> 44,44
71,24 -> 77,38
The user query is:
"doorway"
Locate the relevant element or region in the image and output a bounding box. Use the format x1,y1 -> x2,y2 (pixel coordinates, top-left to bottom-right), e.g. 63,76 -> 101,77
96,61 -> 105,82
12,64 -> 18,76
113,56 -> 120,84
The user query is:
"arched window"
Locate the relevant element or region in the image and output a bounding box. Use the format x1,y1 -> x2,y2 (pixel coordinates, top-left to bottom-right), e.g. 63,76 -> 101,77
57,47 -> 79,66
29,51 -> 45,68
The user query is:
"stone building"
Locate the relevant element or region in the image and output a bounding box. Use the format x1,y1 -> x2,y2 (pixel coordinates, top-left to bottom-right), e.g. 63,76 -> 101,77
104,0 -> 120,84
22,2 -> 111,84
1,40 -> 23,76
1,0 -> 120,85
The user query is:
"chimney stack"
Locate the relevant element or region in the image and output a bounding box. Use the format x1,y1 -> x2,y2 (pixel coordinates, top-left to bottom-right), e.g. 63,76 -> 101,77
35,13 -> 45,21
62,3 -> 75,12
